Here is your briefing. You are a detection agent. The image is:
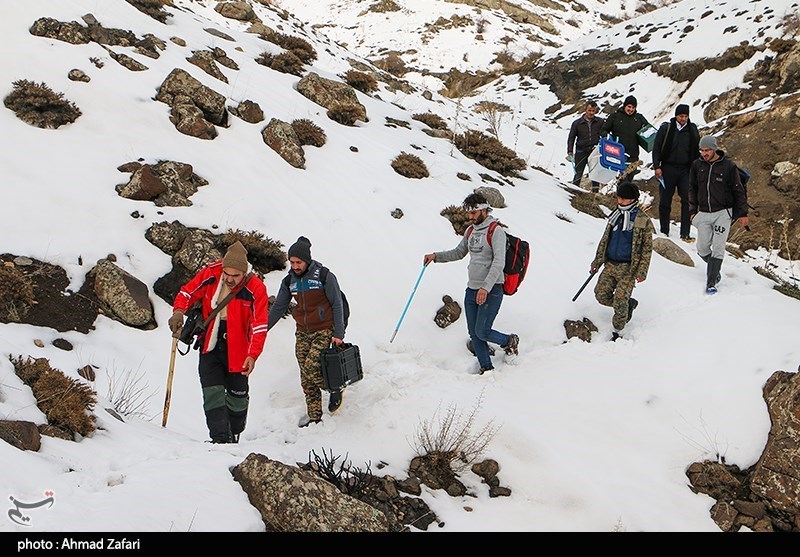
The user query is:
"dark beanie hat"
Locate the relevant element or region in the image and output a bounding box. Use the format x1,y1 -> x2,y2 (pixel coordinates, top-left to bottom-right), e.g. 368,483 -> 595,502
623,95 -> 637,108
222,241 -> 249,273
288,236 -> 312,265
675,103 -> 690,116
616,181 -> 639,200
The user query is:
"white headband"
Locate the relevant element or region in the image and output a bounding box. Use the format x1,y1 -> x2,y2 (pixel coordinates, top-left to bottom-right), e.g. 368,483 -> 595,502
465,203 -> 491,211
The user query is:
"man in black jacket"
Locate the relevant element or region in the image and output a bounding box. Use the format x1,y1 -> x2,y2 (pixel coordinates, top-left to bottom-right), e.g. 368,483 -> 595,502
601,95 -> 651,179
689,136 -> 749,295
567,100 -> 605,192
652,103 -> 701,241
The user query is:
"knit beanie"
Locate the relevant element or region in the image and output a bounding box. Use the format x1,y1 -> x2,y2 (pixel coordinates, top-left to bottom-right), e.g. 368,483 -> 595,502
699,136 -> 718,150
675,103 -> 690,116
623,95 -> 637,108
288,236 -> 312,265
222,241 -> 249,273
616,181 -> 639,200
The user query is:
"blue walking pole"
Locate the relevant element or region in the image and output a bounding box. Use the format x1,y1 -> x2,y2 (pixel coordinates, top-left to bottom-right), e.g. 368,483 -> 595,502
389,264 -> 428,343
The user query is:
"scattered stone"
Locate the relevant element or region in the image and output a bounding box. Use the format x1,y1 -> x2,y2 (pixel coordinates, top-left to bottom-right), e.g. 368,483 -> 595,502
131,211 -> 140,219
296,72 -> 368,124
105,408 -> 124,422
105,48 -> 148,71
215,1 -> 257,21
52,338 -> 73,351
391,208 -> 403,219
90,260 -> 155,328
653,237 -> 695,267
564,318 -> 598,342
434,295 -> 461,328
68,69 -> 90,82
395,476 -> 422,496
106,254 -> 116,262
489,486 -> 512,498
78,364 -> 96,382
38,424 -> 72,441
204,27 -> 235,41
349,146 -> 359,152
170,37 -> 186,47
33,339 -> 44,348
230,99 -> 264,123
422,90 -> 432,100
13,256 -> 33,266
471,459 -> 500,480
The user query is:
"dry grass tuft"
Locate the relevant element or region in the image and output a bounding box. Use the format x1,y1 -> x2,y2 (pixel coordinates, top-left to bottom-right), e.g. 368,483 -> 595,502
391,152 -> 429,179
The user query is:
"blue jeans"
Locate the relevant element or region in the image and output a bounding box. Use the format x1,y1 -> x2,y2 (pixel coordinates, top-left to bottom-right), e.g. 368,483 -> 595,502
464,284 -> 509,369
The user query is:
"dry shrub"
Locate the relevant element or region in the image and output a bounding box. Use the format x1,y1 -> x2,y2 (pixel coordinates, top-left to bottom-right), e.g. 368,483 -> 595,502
291,118 -> 326,147
374,54 -> 407,76
440,205 -> 471,235
4,80 -> 82,129
343,70 -> 378,93
453,129 -> 526,176
256,51 -> 305,76
327,105 -> 363,126
412,112 -> 448,130
216,229 -> 287,274
125,0 -> 172,22
391,152 -> 429,179
0,266 -> 34,322
11,356 -> 96,438
411,395 -> 499,473
263,32 -> 317,64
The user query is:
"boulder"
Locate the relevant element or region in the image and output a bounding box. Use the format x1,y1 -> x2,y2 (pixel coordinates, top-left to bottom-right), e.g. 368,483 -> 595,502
653,237 -> 695,267
231,453 -> 389,532
156,68 -> 228,134
91,260 -> 154,328
0,420 -> 41,451
117,161 -> 207,206
186,51 -> 228,83
230,100 -> 264,123
145,220 -> 191,255
750,371 -> 800,521
474,186 -> 506,208
296,72 -> 367,123
175,230 -> 222,274
215,1 -> 257,21
261,118 -> 305,169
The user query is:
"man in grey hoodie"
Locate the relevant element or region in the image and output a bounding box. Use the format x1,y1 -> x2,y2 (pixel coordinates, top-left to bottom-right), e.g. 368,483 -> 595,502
424,193 -> 519,374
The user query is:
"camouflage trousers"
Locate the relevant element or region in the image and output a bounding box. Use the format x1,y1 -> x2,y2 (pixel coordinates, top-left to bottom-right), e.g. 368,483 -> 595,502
594,261 -> 636,331
295,329 -> 332,421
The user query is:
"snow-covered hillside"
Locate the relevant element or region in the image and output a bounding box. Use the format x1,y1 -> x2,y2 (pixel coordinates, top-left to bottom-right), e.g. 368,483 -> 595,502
1,0 -> 799,534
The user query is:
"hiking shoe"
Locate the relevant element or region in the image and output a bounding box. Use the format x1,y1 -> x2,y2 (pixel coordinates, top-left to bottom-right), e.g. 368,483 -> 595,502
611,331 -> 621,342
503,334 -> 519,356
328,390 -> 343,413
298,415 -> 322,428
681,236 -> 695,243
626,298 -> 638,323
706,286 -> 718,295
479,365 -> 494,375
467,340 -> 495,357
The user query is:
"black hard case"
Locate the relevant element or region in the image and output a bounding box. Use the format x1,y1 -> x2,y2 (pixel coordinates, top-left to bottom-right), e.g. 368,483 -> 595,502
320,343 -> 363,391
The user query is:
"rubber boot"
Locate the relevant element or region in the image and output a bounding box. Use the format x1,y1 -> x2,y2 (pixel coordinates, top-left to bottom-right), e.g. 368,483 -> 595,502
706,257 -> 723,290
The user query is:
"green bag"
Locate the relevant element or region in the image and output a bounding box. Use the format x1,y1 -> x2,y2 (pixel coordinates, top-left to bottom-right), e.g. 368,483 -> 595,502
636,124 -> 657,153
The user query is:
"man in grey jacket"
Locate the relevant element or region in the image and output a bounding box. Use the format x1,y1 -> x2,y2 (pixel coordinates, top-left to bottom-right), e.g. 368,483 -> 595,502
424,193 -> 519,374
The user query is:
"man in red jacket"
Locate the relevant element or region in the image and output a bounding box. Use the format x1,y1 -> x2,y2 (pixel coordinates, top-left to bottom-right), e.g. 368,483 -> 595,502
168,241 -> 268,443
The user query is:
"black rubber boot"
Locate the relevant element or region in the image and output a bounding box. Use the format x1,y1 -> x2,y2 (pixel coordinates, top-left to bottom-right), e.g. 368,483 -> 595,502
707,257 -> 723,290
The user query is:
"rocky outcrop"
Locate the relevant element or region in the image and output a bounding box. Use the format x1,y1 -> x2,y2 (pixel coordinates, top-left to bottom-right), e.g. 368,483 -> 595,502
0,420 -> 41,451
231,453 -> 390,532
296,72 -> 367,124
652,238 -> 695,267
90,259 -> 155,328
29,14 -> 161,58
434,295 -> 461,328
261,118 -> 305,168
444,0 -> 559,32
155,69 -> 228,139
116,160 -> 208,206
187,48 -> 239,83
750,371 -> 800,524
687,370 -> 800,531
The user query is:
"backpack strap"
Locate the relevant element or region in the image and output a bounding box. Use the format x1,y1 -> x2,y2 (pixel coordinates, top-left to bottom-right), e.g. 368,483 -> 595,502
465,222 -> 498,246
201,272 -> 254,330
320,266 -> 329,283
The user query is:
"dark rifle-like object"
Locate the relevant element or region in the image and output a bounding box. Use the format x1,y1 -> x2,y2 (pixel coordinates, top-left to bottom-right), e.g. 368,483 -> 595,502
572,267 -> 601,302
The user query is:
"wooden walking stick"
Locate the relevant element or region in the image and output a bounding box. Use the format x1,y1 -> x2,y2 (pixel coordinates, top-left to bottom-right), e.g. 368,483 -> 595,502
162,337 -> 178,428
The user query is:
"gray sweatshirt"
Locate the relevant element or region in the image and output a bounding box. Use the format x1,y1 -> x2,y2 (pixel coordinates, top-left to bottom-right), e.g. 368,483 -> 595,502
435,216 -> 506,291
